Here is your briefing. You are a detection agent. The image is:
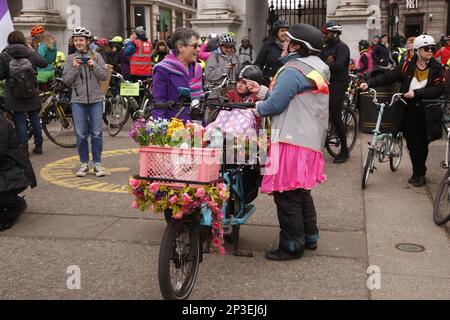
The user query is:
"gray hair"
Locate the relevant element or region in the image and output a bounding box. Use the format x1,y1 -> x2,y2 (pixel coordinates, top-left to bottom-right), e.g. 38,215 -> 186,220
171,27 -> 200,55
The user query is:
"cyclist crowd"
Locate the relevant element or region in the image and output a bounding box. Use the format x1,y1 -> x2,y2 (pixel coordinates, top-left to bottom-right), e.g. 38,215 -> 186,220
0,20 -> 448,261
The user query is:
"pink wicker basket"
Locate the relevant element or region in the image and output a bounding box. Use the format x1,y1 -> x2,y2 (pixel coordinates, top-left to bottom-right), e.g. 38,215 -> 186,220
139,146 -> 221,187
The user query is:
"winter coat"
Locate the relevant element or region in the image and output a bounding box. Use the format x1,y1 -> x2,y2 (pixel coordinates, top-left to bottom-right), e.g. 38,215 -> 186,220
435,44 -> 450,65
319,39 -> 350,85
238,46 -> 256,66
0,117 -> 36,193
372,43 -> 390,67
0,44 -> 48,112
62,50 -> 108,104
205,50 -> 240,84
152,56 -> 201,121
254,39 -> 283,82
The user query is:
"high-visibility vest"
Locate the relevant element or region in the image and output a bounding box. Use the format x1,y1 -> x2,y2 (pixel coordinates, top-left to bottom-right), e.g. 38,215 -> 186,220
396,48 -> 407,63
357,51 -> 374,75
130,39 -> 153,76
198,59 -> 206,71
55,51 -> 66,68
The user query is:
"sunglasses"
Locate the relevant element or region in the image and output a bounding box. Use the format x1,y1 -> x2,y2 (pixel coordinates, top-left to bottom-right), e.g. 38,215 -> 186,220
422,46 -> 436,53
186,43 -> 199,49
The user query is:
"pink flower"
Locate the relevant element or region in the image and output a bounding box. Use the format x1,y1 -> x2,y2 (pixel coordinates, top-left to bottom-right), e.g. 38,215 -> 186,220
195,188 -> 206,199
131,201 -> 138,209
173,212 -> 183,219
149,182 -> 161,193
129,178 -> 140,190
212,221 -> 221,230
219,246 -> 226,255
169,195 -> 179,205
218,183 -> 227,193
182,193 -> 192,205
212,237 -> 221,248
219,191 -> 227,199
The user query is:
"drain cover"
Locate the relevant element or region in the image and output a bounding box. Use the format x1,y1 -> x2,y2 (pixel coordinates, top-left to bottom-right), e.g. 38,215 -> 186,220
395,243 -> 426,253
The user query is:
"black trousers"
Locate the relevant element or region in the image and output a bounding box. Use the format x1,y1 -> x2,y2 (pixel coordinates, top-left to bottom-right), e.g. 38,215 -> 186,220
273,189 -> 319,253
329,84 -> 349,153
401,104 -> 429,177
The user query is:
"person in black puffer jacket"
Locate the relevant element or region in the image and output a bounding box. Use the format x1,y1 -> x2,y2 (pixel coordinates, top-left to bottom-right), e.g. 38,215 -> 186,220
372,35 -> 391,67
0,116 -> 36,231
0,31 -> 49,155
360,35 -> 445,187
255,19 -> 290,86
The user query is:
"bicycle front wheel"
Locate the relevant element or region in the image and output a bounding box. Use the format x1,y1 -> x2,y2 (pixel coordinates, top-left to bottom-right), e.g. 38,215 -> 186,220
389,134 -> 403,172
158,214 -> 201,300
343,107 -> 358,154
433,172 -> 450,225
42,103 -> 77,148
107,96 -> 129,137
362,148 -> 375,189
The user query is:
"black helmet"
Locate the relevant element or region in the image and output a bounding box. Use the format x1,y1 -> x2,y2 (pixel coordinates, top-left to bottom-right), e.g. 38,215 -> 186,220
238,65 -> 263,84
273,19 -> 290,34
358,40 -> 370,49
286,23 -> 323,54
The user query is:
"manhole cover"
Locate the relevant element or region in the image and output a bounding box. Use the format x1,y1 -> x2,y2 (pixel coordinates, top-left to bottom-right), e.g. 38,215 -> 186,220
395,243 -> 426,253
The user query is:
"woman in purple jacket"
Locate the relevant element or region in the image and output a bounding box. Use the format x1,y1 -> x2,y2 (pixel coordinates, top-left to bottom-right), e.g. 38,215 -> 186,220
152,28 -> 203,121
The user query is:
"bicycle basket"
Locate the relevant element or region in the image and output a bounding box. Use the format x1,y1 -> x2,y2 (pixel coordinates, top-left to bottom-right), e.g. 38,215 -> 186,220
139,146 -> 221,187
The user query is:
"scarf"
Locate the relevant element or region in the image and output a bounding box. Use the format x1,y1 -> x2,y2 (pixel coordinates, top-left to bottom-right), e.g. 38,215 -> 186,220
155,51 -> 204,99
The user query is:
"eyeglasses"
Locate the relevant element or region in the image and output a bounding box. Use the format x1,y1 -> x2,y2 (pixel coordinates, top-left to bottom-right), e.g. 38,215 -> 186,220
422,46 -> 436,53
186,43 -> 199,49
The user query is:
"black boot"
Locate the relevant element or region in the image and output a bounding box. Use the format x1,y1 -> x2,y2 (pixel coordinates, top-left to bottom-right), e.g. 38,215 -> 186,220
265,248 -> 304,261
408,175 -> 419,184
333,150 -> 350,164
32,143 -> 43,155
412,176 -> 426,187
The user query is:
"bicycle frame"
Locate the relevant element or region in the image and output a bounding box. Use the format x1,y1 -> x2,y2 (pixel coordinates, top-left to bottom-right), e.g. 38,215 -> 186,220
369,100 -> 394,156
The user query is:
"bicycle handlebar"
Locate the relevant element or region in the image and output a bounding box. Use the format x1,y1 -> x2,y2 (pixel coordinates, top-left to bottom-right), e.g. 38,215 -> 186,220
367,88 -> 406,107
206,101 -> 256,111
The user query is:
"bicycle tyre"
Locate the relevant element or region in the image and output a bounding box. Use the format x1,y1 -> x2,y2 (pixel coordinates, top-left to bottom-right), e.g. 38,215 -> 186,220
158,214 -> 201,300
42,103 -> 77,148
362,148 -> 375,189
433,172 -> 450,225
325,107 -> 358,158
107,97 -> 129,137
389,134 -> 403,172
344,107 -> 358,154
103,97 -> 112,126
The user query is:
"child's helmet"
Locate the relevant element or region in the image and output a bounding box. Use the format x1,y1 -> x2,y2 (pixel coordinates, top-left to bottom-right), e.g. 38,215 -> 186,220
238,65 -> 263,84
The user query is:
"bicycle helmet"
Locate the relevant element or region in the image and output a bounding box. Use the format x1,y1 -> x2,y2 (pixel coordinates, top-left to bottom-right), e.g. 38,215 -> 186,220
286,23 -> 323,54
110,36 -> 124,44
413,34 -> 436,50
219,33 -> 235,46
359,40 -> 370,49
72,27 -> 93,39
31,25 -> 45,37
238,65 -> 263,84
273,19 -> 290,33
323,21 -> 343,34
95,38 -> 109,47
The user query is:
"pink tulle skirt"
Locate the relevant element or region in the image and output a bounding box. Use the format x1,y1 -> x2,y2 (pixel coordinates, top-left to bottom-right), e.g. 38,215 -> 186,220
261,142 -> 327,193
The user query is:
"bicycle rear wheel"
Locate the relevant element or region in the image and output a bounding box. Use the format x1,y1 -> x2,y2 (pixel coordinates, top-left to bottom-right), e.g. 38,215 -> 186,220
158,213 -> 201,300
107,96 -> 129,137
42,103 -> 77,148
344,107 -> 358,154
389,134 -> 403,172
362,148 -> 375,189
433,172 -> 450,225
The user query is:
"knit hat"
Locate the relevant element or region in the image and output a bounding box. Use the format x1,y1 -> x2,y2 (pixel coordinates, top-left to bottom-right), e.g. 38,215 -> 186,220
135,26 -> 146,36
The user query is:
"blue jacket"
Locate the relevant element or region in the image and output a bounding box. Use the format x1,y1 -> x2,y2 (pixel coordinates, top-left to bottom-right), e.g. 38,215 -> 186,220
257,53 -> 314,117
124,35 -> 149,57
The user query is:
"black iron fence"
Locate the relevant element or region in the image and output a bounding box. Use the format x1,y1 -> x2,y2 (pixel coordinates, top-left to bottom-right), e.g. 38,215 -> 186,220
268,0 -> 327,33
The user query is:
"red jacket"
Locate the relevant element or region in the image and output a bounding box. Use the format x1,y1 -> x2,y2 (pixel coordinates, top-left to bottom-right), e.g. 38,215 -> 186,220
225,89 -> 259,103
435,45 -> 450,65
130,39 -> 153,76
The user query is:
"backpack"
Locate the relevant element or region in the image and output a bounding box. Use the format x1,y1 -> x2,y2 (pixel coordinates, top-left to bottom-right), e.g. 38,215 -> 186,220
4,52 -> 38,98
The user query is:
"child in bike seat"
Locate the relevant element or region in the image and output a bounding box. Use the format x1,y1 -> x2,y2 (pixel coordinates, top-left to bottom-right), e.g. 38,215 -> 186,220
206,65 -> 264,204
205,65 -> 263,138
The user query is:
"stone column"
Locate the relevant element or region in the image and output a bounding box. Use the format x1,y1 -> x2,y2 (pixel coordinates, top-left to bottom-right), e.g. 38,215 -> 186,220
328,0 -> 372,60
14,0 -> 65,27
190,0 -> 242,38
152,4 -> 160,41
